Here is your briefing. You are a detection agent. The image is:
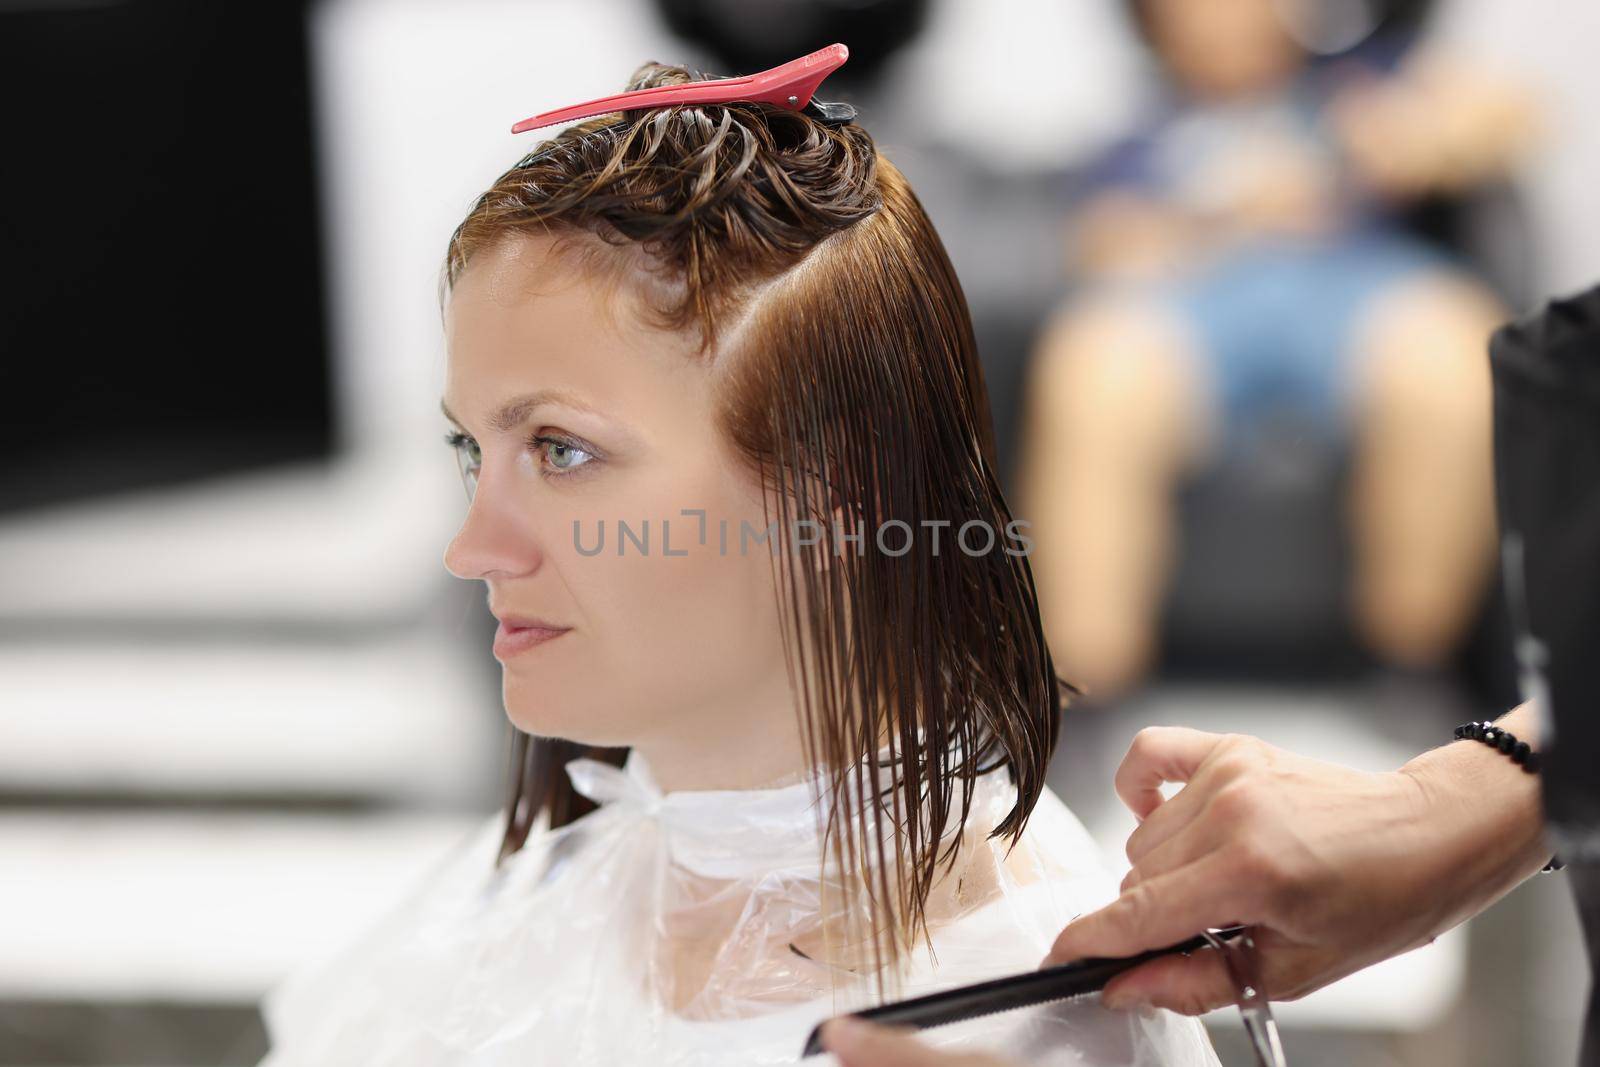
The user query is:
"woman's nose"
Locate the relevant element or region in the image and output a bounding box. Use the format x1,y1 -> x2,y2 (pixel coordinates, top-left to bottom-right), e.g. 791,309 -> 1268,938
443,474 -> 546,581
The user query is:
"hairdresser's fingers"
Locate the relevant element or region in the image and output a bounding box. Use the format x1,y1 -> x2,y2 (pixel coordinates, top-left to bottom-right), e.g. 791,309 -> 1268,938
820,1017 -> 1019,1067
1099,944 -> 1238,1016
1120,762 -> 1217,868
1041,849 -> 1259,967
1121,731 -> 1281,863
1121,810 -> 1228,893
1113,727 -> 1230,822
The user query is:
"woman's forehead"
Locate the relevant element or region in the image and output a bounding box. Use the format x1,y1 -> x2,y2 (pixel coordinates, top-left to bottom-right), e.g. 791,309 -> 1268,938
449,232 -> 597,318
448,232 -> 691,351
443,235 -> 712,436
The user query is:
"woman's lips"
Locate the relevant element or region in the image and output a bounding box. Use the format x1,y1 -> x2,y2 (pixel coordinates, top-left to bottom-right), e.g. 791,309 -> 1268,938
493,620 -> 572,659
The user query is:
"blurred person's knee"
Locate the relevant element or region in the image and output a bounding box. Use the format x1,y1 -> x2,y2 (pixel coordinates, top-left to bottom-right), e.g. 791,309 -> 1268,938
1349,270 -> 1503,420
1346,269 -> 1503,667
1024,294 -> 1211,702
1032,293 -> 1213,465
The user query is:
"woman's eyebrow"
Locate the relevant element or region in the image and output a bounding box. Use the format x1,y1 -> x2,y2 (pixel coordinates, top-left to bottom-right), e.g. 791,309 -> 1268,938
439,388 -> 612,434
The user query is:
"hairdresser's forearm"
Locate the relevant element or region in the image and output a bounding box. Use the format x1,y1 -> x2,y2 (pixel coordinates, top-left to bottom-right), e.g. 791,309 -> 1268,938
1396,699 -> 1553,939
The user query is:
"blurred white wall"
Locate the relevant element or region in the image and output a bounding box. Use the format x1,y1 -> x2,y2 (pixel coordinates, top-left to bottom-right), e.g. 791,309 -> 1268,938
1426,0 -> 1600,300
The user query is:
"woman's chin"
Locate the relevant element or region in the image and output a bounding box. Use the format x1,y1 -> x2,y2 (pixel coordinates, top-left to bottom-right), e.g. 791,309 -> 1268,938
502,698 -> 629,749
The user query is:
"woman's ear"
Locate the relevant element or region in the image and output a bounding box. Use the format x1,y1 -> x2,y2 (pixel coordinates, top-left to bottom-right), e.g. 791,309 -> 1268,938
796,461 -> 871,575
793,469 -> 844,573
818,480 -> 869,573
814,499 -> 845,575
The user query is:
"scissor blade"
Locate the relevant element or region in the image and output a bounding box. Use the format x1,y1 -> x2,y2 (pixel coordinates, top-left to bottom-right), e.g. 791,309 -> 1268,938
1241,1010 -> 1288,1067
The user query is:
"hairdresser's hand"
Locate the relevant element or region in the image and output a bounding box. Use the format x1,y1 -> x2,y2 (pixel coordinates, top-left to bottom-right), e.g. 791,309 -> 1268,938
819,1017 -> 1022,1067
1040,705 -> 1553,1015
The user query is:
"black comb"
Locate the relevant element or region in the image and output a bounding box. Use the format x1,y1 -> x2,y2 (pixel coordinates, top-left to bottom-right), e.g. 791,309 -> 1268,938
798,924 -> 1249,1057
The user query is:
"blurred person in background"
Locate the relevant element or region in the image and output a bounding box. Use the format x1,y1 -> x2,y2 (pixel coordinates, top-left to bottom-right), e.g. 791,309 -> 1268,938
1017,0 -> 1536,702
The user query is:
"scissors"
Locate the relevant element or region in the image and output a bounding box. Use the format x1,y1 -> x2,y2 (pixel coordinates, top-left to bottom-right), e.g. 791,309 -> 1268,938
1200,926 -> 1287,1067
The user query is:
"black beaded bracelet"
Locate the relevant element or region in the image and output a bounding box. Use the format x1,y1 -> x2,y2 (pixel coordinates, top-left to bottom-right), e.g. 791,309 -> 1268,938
1452,720 -> 1565,872
1453,720 -> 1541,772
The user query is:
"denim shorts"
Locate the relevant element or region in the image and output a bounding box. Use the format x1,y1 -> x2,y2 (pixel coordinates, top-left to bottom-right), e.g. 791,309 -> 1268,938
1147,228 -> 1454,453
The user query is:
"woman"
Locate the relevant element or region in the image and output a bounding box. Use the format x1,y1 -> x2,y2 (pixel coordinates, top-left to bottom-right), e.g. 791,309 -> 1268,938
255,54 -> 1220,1066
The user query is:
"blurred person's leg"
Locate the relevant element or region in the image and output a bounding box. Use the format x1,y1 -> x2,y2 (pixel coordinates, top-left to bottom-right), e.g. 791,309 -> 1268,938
1018,296 -> 1214,702
1345,272 -> 1503,668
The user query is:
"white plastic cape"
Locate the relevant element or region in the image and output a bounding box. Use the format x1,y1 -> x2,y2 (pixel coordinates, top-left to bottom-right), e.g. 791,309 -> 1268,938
256,749 -> 1221,1066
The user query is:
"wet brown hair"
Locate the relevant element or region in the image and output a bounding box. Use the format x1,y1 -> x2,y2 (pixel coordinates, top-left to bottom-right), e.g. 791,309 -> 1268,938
441,58 -> 1073,998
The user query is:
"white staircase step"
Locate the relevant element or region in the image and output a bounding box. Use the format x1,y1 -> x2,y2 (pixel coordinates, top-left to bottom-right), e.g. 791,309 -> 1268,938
0,810 -> 490,1002
0,449 -> 462,623
0,632 -> 498,800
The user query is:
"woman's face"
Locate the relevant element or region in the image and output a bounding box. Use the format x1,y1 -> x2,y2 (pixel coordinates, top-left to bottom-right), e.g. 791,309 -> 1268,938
1143,0 -> 1302,98
441,232 -> 799,767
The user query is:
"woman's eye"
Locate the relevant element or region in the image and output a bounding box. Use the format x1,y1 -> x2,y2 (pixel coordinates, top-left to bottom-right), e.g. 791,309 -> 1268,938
443,431 -> 481,500
536,435 -> 595,474
441,430 -> 594,495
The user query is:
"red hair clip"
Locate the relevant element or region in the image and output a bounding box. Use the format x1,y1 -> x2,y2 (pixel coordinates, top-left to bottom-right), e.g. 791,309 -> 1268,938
510,42 -> 856,135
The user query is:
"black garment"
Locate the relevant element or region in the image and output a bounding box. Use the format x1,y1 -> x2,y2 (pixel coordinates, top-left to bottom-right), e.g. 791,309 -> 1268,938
1489,283 -> 1600,1065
